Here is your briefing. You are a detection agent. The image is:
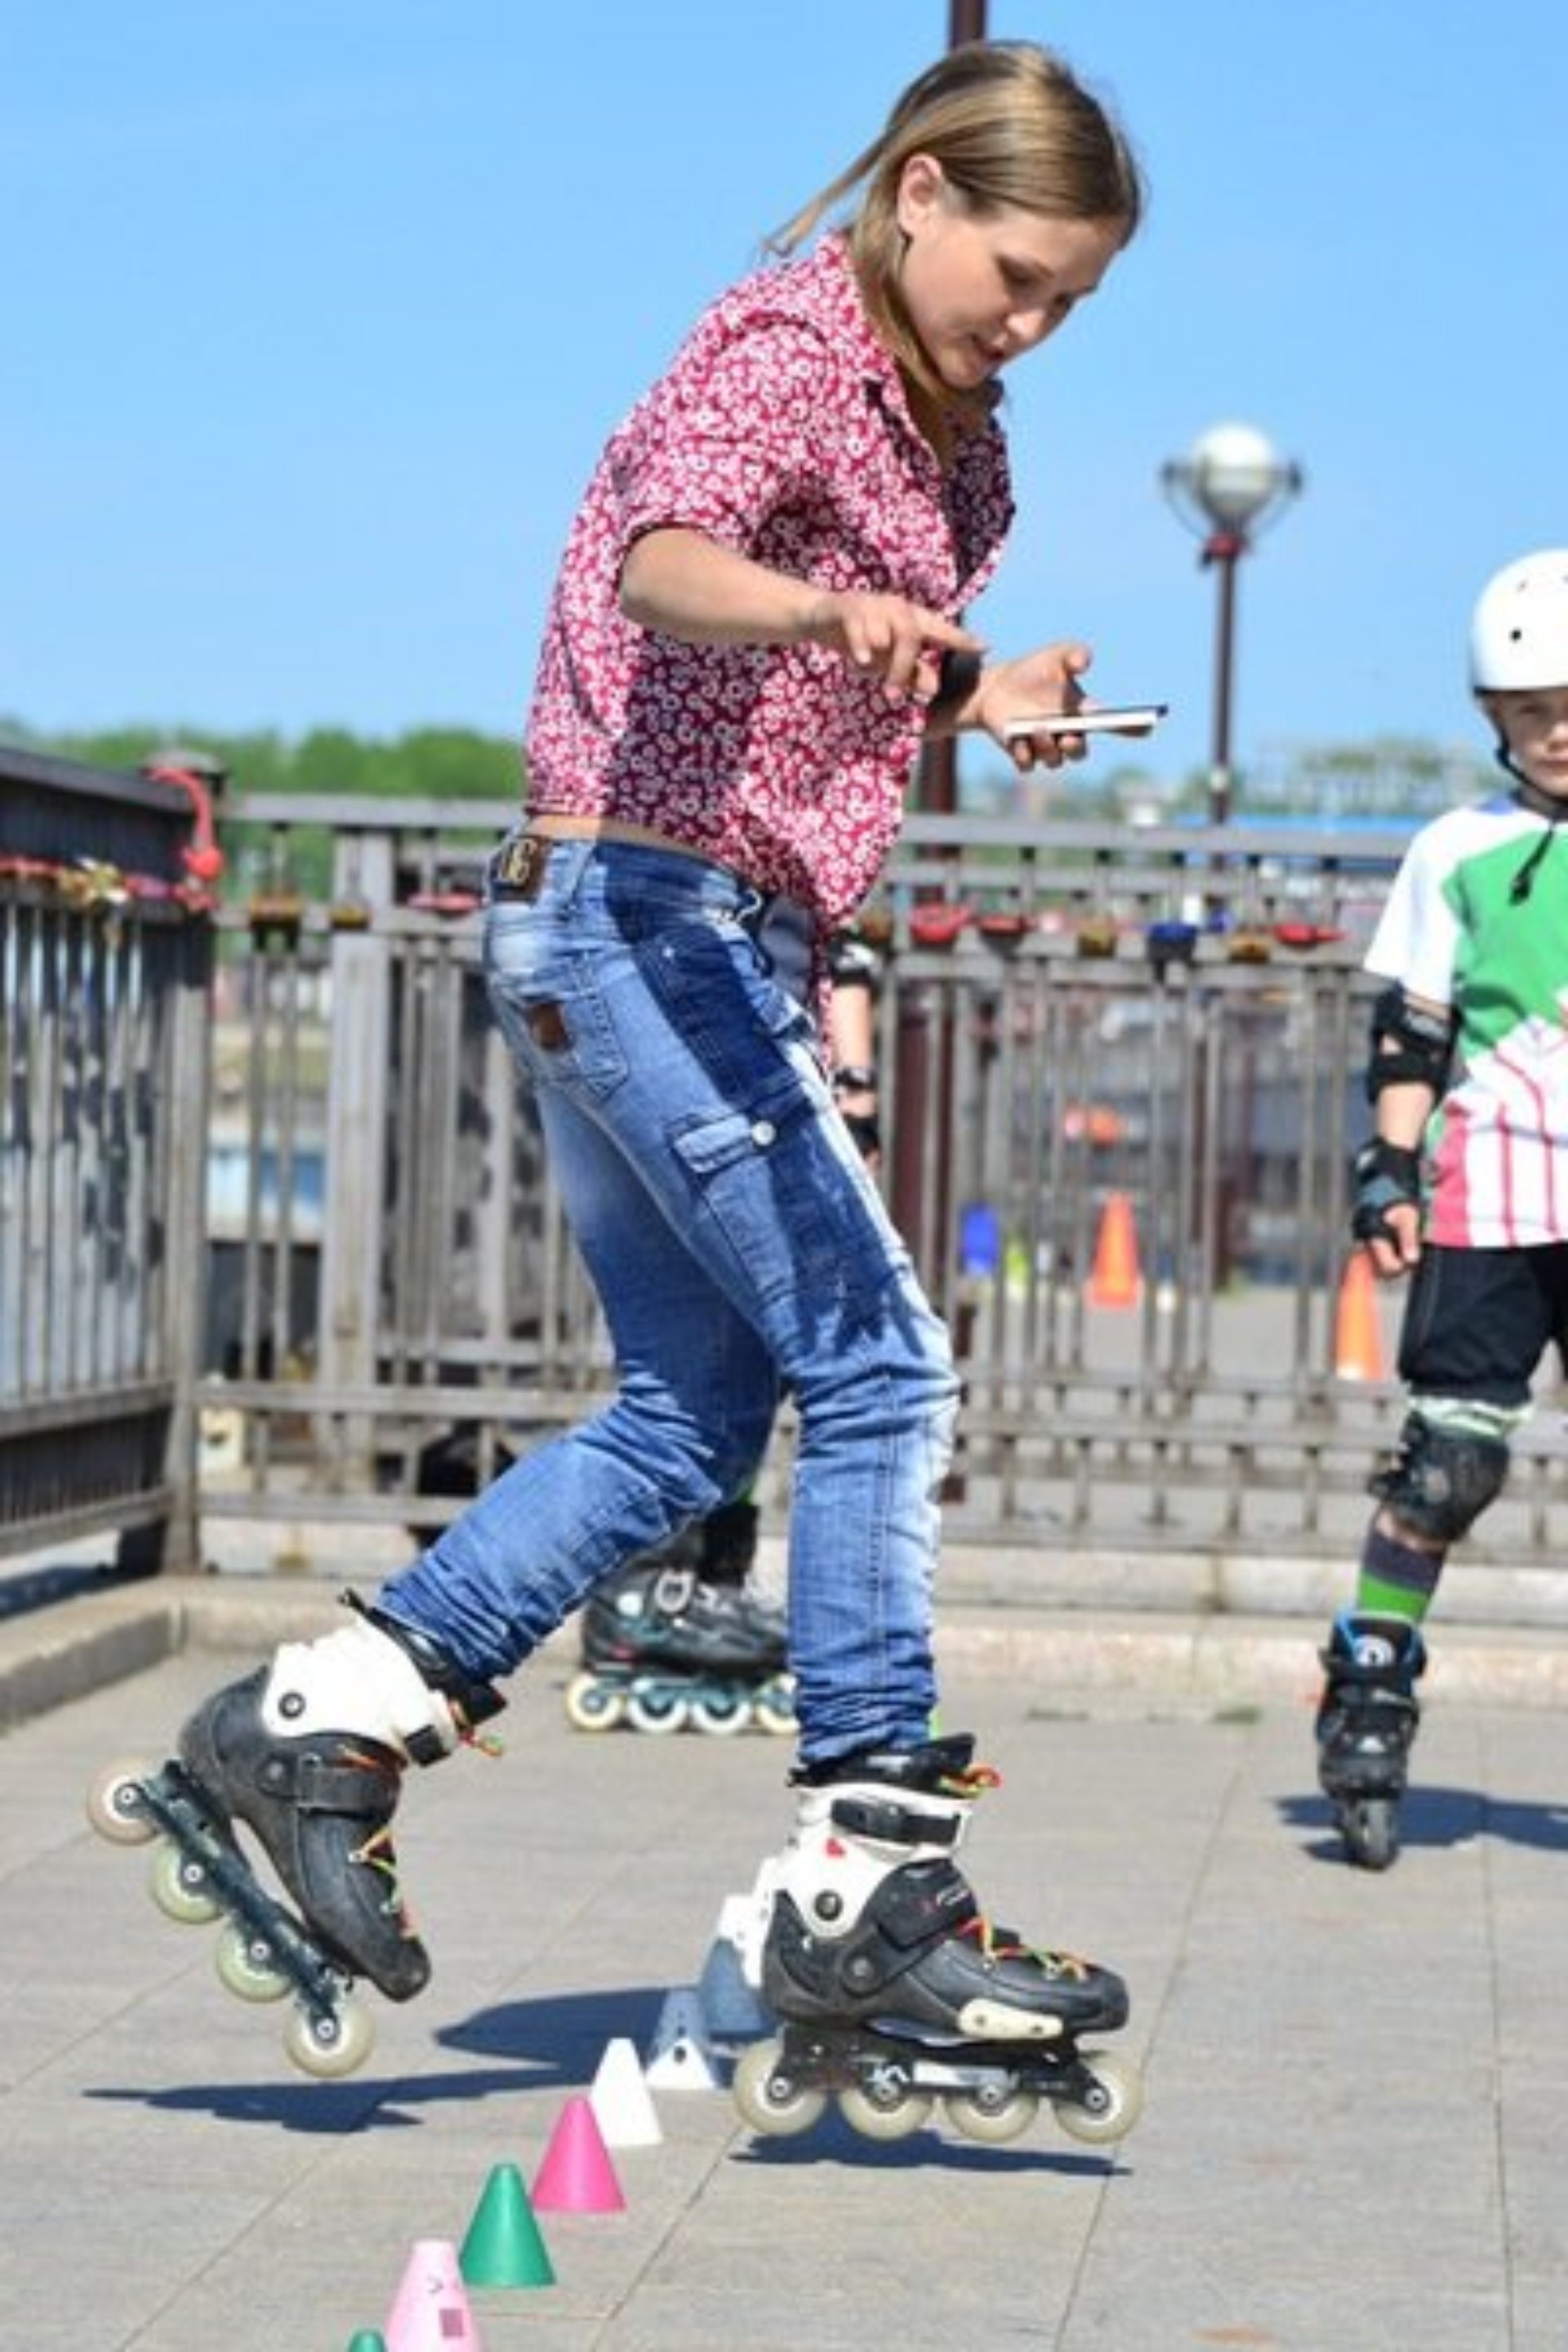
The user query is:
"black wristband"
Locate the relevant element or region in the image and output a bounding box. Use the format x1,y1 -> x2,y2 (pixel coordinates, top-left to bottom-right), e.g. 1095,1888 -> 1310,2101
843,1107 -> 882,1161
832,1064 -> 878,1095
1350,1136 -> 1422,1245
932,649 -> 982,716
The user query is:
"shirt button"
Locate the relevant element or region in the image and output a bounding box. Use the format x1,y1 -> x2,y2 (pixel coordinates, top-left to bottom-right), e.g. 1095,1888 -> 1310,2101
751,1120 -> 777,1147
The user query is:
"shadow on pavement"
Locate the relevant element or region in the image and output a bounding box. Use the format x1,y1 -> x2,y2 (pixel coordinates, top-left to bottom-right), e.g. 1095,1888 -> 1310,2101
731,2117 -> 1127,2177
1278,1785 -> 1568,1860
82,1984 -> 672,2132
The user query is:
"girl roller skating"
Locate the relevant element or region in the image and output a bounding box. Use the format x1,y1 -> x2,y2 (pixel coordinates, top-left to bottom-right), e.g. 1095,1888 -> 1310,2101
93,38 -> 1147,2136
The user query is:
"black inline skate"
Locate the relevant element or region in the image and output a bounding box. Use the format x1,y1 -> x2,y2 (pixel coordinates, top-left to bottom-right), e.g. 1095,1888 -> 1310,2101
87,1597 -> 503,2075
1316,1610 -> 1426,1869
566,1501 -> 795,1736
732,1735 -> 1141,2147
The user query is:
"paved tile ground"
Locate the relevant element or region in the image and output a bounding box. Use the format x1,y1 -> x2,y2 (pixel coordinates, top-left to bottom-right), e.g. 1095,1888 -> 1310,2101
2,1588 -> 1566,2351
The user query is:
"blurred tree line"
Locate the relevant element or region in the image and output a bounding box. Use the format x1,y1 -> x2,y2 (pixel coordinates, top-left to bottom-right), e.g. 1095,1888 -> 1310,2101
4,718 -> 526,904
2,717 -> 524,804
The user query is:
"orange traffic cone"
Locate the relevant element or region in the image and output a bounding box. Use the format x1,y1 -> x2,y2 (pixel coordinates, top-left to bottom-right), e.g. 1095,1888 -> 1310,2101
1087,1192 -> 1142,1307
1333,1250 -> 1387,1381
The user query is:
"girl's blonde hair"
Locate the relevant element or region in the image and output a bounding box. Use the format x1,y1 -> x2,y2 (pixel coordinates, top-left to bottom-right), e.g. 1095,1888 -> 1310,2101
769,40 -> 1144,440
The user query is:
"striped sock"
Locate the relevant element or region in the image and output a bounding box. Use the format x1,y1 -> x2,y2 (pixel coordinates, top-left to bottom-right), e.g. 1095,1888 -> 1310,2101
1354,1518 -> 1442,1626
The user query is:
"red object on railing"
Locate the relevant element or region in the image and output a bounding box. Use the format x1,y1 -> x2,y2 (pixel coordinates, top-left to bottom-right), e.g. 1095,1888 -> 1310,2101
145,761 -> 225,906
909,903 -> 971,948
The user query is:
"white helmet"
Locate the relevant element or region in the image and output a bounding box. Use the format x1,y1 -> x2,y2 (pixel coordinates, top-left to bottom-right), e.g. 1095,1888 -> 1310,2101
1469,549 -> 1568,692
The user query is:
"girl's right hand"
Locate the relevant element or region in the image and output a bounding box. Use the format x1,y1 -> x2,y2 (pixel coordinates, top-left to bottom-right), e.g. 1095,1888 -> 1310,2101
804,590 -> 984,706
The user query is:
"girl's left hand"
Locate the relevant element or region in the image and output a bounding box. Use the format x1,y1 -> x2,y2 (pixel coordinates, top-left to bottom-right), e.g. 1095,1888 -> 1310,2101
975,641 -> 1096,770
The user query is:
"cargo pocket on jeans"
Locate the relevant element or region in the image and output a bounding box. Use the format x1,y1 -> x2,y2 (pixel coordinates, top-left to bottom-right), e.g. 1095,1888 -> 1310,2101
670,1084 -> 888,1316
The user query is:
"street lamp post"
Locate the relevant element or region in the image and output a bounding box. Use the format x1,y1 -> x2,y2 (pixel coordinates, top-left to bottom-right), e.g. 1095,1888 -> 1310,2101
1161,423 -> 1303,825
915,0 -> 989,820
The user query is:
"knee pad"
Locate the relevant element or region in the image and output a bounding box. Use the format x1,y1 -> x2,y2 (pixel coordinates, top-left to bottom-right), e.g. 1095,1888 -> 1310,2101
1369,1414 -> 1509,1543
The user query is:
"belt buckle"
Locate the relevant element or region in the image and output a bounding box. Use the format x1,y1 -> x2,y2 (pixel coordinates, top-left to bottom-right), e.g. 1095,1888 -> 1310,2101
495,833 -> 547,898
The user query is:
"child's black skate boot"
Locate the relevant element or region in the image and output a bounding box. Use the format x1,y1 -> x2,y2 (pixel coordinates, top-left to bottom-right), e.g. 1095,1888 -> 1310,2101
1316,1610 -> 1425,1870
695,1496 -> 763,1587
733,1735 -> 1140,2148
568,1511 -> 792,1736
177,1598 -> 505,1997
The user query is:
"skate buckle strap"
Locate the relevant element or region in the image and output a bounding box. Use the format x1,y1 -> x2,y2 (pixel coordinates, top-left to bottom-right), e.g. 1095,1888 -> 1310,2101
256,1745 -> 402,1815
829,1792 -> 963,1847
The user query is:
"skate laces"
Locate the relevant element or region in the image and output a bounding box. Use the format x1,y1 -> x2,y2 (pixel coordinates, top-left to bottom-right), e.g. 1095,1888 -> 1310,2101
455,1710 -> 506,1759
350,1824 -> 421,1934
958,1912 -> 1092,1983
938,1759 -> 1091,1980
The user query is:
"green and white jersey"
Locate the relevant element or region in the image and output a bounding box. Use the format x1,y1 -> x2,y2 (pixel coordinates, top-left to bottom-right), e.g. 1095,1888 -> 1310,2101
1365,791 -> 1568,1247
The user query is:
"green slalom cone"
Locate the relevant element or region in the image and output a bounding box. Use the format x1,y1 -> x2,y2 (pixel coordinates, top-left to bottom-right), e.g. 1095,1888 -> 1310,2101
345,2332 -> 389,2351
459,2160 -> 556,2289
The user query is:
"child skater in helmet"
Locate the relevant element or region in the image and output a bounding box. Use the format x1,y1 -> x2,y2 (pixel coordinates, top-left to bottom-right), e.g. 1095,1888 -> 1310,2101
128,42 -> 1148,2134
1317,549 -> 1568,1871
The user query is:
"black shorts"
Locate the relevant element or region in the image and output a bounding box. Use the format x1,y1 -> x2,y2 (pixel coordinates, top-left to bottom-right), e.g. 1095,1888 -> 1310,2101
1399,1243 -> 1568,1408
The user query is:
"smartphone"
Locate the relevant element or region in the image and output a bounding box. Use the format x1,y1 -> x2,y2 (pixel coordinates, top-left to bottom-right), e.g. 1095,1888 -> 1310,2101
1001,702 -> 1168,741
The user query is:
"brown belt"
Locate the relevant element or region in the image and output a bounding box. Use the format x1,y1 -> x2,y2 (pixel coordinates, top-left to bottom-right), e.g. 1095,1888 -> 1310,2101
490,832 -> 553,900
492,816 -> 733,901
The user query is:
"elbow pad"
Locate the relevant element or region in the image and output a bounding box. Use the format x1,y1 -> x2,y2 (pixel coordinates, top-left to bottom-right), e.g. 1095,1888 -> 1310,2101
1365,983 -> 1454,1102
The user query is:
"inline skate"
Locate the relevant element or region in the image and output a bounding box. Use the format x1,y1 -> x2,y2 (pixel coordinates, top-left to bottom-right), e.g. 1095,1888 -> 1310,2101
566,1501 -> 795,1736
1316,1611 -> 1425,1869
87,1596 -> 503,2075
732,1735 -> 1141,2147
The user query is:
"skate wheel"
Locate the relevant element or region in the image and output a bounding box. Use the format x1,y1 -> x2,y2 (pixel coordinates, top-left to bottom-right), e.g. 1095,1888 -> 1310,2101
1055,2051 -> 1143,2146
283,1993 -> 376,2079
564,1673 -> 626,1733
215,1922 -> 291,2004
944,2085 -> 1039,2145
149,1839 -> 223,1926
732,2037 -> 827,2138
751,1681 -> 798,1737
626,1687 -> 692,1735
838,2080 -> 934,2141
86,1760 -> 156,1846
689,1690 -> 749,1736
1343,1797 -> 1398,1870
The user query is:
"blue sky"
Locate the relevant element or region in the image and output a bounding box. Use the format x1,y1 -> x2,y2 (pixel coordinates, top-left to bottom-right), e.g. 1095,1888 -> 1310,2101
7,2 -> 1564,799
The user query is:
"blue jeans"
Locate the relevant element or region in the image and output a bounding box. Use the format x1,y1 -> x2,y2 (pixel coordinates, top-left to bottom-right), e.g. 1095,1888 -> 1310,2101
376,836 -> 958,1762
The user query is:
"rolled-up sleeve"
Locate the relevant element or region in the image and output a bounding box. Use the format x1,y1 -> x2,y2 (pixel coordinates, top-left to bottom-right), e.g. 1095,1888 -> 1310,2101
618,317 -> 834,557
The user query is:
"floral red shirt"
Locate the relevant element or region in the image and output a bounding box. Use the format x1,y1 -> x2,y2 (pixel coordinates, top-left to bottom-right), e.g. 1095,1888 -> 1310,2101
523,234 -> 1013,929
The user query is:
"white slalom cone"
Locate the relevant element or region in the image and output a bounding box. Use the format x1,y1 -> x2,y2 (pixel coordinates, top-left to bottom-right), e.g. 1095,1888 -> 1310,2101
589,2036 -> 663,2147
697,1917 -> 770,2038
644,1987 -> 720,2091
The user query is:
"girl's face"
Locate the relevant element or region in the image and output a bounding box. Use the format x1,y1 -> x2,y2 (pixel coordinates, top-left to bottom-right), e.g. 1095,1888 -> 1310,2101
894,154 -> 1125,392
1485,687 -> 1568,799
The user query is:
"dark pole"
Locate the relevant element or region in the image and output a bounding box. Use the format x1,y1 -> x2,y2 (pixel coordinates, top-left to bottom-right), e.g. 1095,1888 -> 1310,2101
913,0 -> 987,818
896,0 -> 987,1268
1203,529 -> 1244,826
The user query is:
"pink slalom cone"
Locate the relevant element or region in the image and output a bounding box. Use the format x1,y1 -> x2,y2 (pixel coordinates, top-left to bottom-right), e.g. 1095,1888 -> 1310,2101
384,2238 -> 483,2351
531,2093 -> 626,2214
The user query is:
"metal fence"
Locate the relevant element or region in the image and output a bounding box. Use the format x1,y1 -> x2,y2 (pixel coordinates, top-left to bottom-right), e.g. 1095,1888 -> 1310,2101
195,792 -> 1568,1572
1,747 -> 216,1570
12,773 -> 1566,1584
